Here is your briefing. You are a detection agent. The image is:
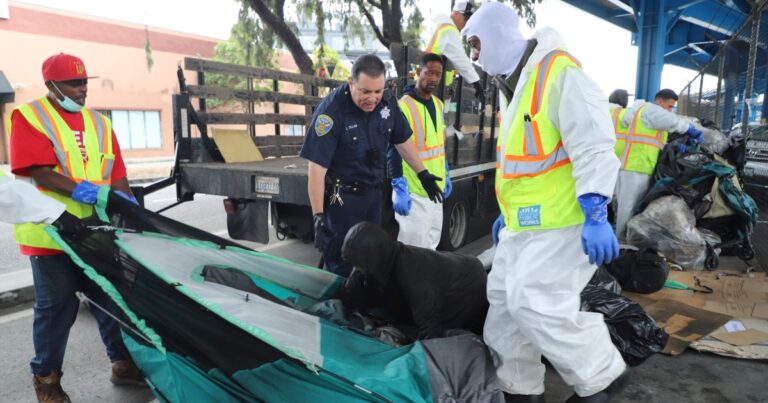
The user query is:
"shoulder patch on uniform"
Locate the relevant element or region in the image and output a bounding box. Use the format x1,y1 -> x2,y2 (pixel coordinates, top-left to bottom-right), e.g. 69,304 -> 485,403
315,114 -> 334,137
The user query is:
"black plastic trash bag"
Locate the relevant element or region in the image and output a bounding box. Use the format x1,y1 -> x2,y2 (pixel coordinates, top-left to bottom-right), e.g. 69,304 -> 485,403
605,249 -> 669,294
581,279 -> 669,366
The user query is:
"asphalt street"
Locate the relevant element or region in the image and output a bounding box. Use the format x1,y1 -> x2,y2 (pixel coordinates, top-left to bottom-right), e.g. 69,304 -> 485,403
0,187 -> 766,402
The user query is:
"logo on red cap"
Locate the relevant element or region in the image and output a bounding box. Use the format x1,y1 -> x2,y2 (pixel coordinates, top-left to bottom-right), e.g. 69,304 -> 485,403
42,53 -> 94,82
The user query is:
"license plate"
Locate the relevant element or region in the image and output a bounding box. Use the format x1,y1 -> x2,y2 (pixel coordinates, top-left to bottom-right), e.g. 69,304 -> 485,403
254,176 -> 280,195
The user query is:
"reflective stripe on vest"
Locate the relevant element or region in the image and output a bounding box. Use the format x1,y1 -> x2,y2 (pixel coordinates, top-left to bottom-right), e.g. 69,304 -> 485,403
398,94 -> 447,197
611,106 -> 629,160
399,96 -> 446,161
425,23 -> 457,88
498,50 -> 579,179
11,97 -> 114,250
495,49 -> 585,232
619,103 -> 667,175
425,23 -> 457,54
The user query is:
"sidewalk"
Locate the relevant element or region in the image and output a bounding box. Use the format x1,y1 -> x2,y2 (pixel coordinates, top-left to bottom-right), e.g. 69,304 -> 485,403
1,156 -> 174,184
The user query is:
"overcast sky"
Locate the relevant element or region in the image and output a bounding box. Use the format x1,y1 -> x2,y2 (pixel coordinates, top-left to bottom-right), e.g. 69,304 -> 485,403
13,0 -> 709,97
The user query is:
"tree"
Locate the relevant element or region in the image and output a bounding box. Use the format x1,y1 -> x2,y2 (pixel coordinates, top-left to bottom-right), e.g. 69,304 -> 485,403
246,0 -> 315,75
243,0 -> 542,77
312,44 -> 350,80
207,2 -> 279,109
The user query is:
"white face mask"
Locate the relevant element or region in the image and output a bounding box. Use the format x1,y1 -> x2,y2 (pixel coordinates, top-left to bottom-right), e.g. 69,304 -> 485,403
50,82 -> 83,113
462,2 -> 528,77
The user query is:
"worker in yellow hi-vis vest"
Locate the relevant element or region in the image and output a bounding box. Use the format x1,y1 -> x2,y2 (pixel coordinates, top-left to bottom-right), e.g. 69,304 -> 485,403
613,88 -> 702,241
464,3 -> 629,402
387,53 -> 451,249
424,0 -> 484,103
9,53 -> 145,402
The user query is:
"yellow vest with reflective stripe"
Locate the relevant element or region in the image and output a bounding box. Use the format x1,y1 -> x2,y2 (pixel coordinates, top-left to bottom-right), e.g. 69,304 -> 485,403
496,50 -> 584,232
618,104 -> 668,175
425,23 -> 457,87
398,94 -> 447,197
611,106 -> 629,159
11,97 -> 114,250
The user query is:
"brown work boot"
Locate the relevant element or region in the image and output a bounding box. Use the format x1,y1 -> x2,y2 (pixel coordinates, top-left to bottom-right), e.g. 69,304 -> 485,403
33,370 -> 71,403
110,359 -> 147,387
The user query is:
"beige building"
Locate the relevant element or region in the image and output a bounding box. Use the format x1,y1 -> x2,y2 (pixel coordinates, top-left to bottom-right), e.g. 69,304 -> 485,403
0,1 -> 303,164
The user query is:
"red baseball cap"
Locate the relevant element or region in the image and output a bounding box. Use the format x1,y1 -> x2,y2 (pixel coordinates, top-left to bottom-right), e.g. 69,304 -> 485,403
41,53 -> 98,82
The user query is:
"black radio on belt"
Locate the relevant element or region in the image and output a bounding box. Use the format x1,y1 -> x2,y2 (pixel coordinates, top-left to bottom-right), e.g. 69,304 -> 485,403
366,147 -> 380,166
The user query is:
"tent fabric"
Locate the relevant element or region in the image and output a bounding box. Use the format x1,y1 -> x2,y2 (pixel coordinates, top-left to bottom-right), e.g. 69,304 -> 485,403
47,192 -> 503,402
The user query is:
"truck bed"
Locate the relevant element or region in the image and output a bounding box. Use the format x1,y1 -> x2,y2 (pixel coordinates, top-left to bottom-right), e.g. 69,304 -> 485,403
179,156 -> 310,204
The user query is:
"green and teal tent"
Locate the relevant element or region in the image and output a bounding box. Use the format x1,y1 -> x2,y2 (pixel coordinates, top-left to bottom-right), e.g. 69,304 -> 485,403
49,192 -> 503,402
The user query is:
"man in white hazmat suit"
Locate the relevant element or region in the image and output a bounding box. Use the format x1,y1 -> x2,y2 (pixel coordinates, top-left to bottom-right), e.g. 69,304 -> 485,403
424,0 -> 484,103
0,169 -> 82,232
463,3 -> 629,402
613,88 -> 702,241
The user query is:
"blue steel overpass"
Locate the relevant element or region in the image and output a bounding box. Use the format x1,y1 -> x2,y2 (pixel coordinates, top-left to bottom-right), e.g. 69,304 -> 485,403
564,0 -> 768,129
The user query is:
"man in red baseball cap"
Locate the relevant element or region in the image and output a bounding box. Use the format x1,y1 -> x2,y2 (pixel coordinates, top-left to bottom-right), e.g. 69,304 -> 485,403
8,53 -> 144,402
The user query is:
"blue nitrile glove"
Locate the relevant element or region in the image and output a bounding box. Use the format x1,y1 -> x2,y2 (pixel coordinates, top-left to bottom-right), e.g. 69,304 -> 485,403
578,193 -> 619,266
685,124 -> 704,144
391,176 -> 412,216
443,164 -> 453,200
674,143 -> 689,154
71,180 -> 100,205
491,214 -> 505,245
115,190 -> 139,205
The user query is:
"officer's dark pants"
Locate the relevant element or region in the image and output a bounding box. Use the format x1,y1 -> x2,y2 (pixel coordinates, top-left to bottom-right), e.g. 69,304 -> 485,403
323,188 -> 382,277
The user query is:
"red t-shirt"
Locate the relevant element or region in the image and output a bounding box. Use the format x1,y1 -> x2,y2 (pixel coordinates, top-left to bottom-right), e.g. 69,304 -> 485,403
10,98 -> 128,256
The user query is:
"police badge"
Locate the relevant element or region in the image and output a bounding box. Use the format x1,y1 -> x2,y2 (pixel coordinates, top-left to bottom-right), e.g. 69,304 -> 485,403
315,114 -> 334,136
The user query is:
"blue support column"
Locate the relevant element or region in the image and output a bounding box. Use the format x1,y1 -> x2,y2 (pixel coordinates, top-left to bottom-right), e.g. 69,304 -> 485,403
723,74 -> 737,130
761,67 -> 768,123
634,0 -> 668,100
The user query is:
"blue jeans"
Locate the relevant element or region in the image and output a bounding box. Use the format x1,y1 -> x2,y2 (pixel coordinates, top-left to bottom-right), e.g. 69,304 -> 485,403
323,189 -> 382,277
29,254 -> 128,376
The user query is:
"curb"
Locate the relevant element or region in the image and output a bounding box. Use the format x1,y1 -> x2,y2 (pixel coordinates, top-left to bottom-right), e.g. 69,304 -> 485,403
0,286 -> 34,311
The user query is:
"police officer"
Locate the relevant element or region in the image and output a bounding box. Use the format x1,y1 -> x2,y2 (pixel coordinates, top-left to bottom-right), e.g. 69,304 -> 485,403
300,54 -> 444,277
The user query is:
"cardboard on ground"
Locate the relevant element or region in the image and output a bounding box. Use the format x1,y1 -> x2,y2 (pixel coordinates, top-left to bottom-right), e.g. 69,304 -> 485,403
626,270 -> 768,358
212,129 -> 264,163
628,270 -> 768,319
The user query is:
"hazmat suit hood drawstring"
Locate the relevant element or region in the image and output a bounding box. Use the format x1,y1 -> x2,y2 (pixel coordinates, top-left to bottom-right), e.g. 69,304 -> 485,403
461,2 -> 527,77
341,222 -> 398,287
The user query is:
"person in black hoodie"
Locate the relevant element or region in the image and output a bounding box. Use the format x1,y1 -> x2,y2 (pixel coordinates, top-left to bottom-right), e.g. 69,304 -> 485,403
339,221 -> 488,339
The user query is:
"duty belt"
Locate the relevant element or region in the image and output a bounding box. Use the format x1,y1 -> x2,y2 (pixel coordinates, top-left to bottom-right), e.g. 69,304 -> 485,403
325,177 -> 379,206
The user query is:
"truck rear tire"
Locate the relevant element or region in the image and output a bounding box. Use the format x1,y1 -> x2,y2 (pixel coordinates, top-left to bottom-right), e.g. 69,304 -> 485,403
439,199 -> 469,251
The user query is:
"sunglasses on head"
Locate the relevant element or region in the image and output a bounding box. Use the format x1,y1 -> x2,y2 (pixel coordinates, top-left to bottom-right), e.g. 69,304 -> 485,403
58,78 -> 88,87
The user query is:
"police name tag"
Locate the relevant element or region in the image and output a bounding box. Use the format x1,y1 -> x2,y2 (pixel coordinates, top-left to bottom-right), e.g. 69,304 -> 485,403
253,176 -> 280,196
518,205 -> 541,227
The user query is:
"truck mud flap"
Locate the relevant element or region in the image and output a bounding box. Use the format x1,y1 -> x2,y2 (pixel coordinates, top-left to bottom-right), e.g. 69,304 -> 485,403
224,198 -> 269,244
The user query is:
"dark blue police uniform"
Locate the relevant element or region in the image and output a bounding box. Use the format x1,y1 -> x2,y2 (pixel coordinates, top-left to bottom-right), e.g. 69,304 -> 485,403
300,82 -> 412,277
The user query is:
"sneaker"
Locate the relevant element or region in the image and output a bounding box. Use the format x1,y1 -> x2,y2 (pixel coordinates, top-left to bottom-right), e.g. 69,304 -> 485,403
33,370 -> 71,403
110,359 -> 147,387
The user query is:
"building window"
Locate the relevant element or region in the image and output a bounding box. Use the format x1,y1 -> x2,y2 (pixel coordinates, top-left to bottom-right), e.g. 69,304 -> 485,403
97,110 -> 161,149
285,124 -> 305,136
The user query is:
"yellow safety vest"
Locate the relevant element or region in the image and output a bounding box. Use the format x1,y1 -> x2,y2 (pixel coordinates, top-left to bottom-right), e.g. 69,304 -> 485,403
398,94 -> 447,197
495,50 -> 584,232
618,104 -> 668,175
611,106 -> 629,160
425,23 -> 457,88
11,97 -> 114,250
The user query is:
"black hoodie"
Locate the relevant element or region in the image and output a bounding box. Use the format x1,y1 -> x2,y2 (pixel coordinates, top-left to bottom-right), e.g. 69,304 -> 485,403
340,222 -> 488,339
